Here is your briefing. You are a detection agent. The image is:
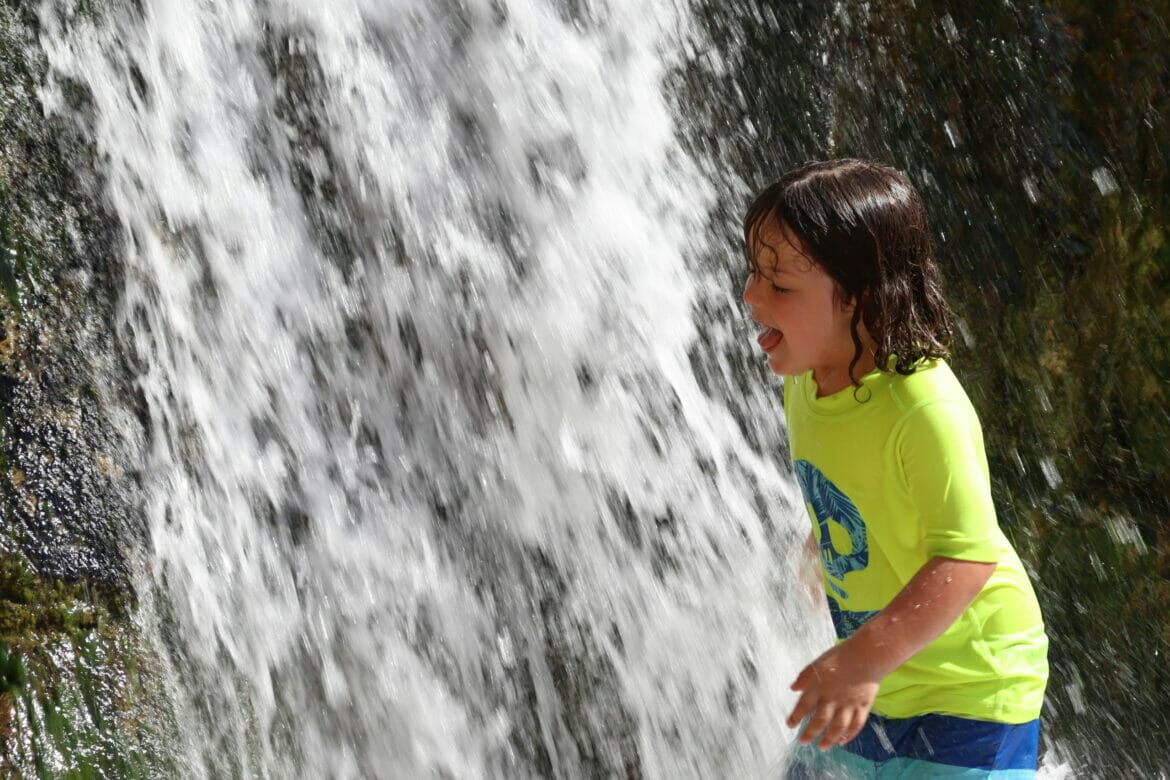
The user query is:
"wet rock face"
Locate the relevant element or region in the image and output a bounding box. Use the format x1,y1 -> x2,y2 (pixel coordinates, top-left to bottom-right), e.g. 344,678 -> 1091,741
0,5 -> 136,586
1,6 -> 163,775
683,0 -> 1170,772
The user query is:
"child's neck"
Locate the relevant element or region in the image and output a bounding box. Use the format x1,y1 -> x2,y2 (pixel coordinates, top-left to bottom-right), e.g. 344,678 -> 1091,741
813,351 -> 878,398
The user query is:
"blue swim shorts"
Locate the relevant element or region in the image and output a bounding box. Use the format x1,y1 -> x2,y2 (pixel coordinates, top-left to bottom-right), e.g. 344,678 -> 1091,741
786,712 -> 1040,778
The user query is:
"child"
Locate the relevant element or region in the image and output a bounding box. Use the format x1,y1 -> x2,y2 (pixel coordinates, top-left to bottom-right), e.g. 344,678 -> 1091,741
742,159 -> 1049,777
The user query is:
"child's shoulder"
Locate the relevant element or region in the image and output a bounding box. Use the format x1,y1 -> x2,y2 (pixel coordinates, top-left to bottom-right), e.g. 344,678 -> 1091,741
887,358 -> 973,413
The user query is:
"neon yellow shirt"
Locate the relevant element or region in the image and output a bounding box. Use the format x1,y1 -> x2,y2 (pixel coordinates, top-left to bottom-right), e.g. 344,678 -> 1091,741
784,359 -> 1048,723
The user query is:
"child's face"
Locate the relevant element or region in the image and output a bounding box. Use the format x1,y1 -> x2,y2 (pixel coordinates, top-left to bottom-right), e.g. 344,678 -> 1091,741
743,219 -> 869,395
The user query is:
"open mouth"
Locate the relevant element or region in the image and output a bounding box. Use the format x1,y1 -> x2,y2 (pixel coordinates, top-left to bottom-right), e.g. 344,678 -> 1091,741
757,325 -> 783,352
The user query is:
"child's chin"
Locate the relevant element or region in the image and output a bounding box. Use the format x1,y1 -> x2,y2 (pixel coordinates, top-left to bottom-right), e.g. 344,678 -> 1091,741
765,356 -> 789,377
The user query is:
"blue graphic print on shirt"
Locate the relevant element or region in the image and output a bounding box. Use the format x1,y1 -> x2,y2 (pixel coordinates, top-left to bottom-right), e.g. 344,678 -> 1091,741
794,459 -> 879,638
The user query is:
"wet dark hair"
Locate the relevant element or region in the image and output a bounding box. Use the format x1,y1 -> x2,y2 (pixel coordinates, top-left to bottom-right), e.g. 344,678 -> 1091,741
743,158 -> 953,385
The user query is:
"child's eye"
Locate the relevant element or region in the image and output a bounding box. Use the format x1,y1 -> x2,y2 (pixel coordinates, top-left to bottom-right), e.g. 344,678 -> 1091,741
771,283 -> 790,293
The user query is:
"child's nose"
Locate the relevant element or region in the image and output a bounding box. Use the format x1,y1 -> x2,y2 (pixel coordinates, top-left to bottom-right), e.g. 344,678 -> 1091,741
742,275 -> 759,304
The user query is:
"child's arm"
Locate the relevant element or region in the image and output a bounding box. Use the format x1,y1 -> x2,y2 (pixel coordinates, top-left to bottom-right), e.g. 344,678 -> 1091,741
799,531 -> 822,605
786,556 -> 996,750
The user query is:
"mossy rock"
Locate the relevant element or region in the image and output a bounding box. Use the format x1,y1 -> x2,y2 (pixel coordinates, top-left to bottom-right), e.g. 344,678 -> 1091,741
0,553 -> 174,778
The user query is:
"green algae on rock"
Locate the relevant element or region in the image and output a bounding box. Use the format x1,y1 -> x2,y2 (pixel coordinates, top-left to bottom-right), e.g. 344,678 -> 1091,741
0,552 -> 174,778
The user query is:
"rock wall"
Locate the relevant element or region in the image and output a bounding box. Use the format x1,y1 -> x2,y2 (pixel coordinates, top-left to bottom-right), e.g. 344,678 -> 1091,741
684,0 -> 1170,772
0,3 -> 170,775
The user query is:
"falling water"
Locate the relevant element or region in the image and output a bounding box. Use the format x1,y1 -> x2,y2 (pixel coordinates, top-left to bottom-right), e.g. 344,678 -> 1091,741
38,0 -> 821,776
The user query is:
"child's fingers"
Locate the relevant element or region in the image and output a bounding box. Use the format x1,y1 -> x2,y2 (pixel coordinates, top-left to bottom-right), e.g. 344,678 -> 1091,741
842,708 -> 868,744
786,690 -> 817,730
790,664 -> 811,691
802,703 -> 837,749
818,710 -> 853,749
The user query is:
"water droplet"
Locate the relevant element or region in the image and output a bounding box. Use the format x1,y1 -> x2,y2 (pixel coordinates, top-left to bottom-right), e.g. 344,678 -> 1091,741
559,423 -> 585,471
940,15 -> 959,43
955,317 -> 974,348
1092,167 -> 1119,195
1105,514 -> 1148,553
1066,678 -> 1086,714
497,631 -> 515,667
1011,448 -> 1026,475
1036,387 -> 1052,413
943,119 -> 962,148
1039,457 -> 1062,489
1022,176 -> 1040,203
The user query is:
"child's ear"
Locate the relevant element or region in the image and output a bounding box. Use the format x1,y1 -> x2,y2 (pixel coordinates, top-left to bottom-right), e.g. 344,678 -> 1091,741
839,287 -> 868,312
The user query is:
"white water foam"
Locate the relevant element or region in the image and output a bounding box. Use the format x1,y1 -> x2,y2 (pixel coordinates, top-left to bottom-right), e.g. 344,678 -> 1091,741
40,0 -> 823,776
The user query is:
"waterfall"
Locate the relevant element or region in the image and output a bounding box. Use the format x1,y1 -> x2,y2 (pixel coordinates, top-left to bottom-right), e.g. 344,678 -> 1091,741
38,0 -> 821,776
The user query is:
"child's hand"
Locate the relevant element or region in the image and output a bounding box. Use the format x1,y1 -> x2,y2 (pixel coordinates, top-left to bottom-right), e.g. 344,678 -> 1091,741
786,642 -> 880,750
